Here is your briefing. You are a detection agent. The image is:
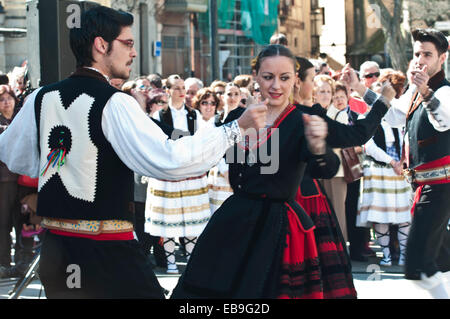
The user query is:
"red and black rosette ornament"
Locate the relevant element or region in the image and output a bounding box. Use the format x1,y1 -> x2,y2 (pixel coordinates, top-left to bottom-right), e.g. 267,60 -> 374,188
40,125 -> 72,176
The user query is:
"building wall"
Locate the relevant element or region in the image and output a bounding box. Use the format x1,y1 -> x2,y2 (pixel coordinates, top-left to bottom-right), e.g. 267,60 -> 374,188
0,0 -> 27,74
278,0 -> 312,57
319,0 -> 346,66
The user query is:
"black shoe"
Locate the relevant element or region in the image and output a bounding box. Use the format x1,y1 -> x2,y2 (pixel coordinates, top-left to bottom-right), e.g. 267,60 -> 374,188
350,253 -> 369,262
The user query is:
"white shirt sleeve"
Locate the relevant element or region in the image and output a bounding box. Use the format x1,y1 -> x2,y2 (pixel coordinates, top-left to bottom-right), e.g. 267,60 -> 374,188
0,88 -> 42,177
423,86 -> 450,132
101,92 -> 240,180
364,139 -> 393,164
383,85 -> 450,131
375,87 -> 413,128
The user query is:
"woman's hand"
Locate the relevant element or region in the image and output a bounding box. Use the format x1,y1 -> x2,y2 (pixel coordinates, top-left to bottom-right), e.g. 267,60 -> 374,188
390,160 -> 403,175
340,64 -> 366,97
303,114 -> 328,155
380,81 -> 396,103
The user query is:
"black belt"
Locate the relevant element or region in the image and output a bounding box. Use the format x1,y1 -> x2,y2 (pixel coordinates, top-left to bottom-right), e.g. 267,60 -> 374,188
234,190 -> 291,203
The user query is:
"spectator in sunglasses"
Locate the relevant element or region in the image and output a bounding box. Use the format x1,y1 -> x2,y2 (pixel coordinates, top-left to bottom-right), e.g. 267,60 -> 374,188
210,80 -> 227,112
147,88 -> 169,116
135,76 -> 151,92
359,61 -> 380,88
192,87 -> 220,129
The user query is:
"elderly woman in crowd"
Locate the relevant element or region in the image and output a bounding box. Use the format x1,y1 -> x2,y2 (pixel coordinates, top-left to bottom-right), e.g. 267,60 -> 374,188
313,74 -> 335,109
321,82 -> 361,243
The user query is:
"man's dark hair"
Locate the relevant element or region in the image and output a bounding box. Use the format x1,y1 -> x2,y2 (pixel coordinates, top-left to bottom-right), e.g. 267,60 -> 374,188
147,73 -> 162,88
70,5 -> 134,68
296,57 -> 314,81
0,74 -> 8,85
412,28 -> 449,55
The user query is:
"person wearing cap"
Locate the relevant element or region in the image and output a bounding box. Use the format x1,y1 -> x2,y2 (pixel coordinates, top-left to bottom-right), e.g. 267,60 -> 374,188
368,28 -> 450,298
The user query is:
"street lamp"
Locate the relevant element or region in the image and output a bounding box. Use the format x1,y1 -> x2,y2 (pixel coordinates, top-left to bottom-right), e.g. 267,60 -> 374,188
0,2 -> 6,26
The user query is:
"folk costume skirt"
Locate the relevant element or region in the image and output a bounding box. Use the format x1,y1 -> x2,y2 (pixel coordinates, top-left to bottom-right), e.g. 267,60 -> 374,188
357,160 -> 412,227
207,166 -> 233,214
295,181 -> 357,299
144,174 -> 211,238
171,193 -> 322,299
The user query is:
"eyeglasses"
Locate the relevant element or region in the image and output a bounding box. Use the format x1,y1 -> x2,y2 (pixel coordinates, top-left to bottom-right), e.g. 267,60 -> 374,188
115,38 -> 135,48
0,96 -> 14,103
155,100 -> 168,106
138,84 -> 150,91
201,101 -> 216,106
363,72 -> 380,79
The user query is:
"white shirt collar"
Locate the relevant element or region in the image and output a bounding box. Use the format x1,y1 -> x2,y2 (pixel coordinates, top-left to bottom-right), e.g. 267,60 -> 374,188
84,67 -> 110,82
169,104 -> 187,115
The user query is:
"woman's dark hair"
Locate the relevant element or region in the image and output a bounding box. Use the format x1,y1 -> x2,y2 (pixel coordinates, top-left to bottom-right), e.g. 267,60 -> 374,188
147,88 -> 167,113
192,87 -> 220,113
253,44 -> 298,74
70,5 -> 134,68
334,81 -> 348,98
296,57 -> 315,81
148,74 -> 162,88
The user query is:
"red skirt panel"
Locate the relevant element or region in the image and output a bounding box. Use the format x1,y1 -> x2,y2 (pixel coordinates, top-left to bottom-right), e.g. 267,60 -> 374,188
295,184 -> 357,299
278,203 -> 323,299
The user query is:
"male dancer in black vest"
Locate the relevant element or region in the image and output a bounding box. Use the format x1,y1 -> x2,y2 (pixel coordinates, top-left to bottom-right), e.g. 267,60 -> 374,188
0,5 -> 268,298
355,28 -> 449,298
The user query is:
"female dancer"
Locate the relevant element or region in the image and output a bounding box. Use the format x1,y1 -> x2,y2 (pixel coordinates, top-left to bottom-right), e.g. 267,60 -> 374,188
172,45 -> 340,298
293,58 -> 396,298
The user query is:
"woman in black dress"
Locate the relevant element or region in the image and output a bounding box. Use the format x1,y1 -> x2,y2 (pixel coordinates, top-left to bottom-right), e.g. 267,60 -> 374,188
293,58 -> 396,298
172,45 -> 340,299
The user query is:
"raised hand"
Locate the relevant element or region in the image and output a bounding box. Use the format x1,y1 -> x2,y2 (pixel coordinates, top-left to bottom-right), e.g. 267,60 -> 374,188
303,114 -> 328,155
340,63 -> 366,97
237,98 -> 268,132
380,81 -> 396,103
410,65 -> 430,97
